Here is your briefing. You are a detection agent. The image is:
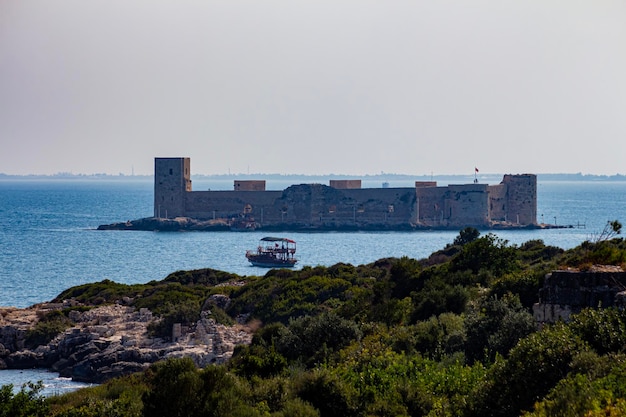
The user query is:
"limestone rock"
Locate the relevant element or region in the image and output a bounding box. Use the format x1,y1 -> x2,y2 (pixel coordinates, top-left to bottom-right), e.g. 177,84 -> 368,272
0,302 -> 253,383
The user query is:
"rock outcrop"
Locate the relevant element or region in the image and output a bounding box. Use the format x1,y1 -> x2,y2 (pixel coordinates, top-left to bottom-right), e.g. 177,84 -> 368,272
97,216 -> 230,231
0,302 -> 252,383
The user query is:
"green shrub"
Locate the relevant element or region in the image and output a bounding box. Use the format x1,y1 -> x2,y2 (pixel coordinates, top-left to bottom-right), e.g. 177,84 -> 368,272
147,300 -> 201,340
292,369 -> 358,417
229,344 -> 288,379
282,312 -> 362,367
0,382 -> 48,417
526,358 -> 626,417
411,280 -> 469,321
53,279 -> 136,305
570,308 -> 626,355
142,358 -> 257,417
273,398 -> 320,417
205,306 -> 235,326
464,293 -> 536,363
142,357 -> 204,417
25,310 -> 73,348
452,227 -> 480,246
163,268 -> 241,286
469,323 -> 589,417
411,313 -> 466,359
450,234 -> 518,277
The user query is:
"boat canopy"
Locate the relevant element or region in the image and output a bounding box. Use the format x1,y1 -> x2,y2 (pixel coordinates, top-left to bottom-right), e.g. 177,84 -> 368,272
260,237 -> 296,244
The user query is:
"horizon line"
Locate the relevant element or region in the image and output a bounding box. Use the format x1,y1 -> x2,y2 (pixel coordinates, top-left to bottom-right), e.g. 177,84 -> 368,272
1,172 -> 626,179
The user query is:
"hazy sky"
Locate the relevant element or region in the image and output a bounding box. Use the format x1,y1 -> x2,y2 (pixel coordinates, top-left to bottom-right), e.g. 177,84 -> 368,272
1,1 -> 625,176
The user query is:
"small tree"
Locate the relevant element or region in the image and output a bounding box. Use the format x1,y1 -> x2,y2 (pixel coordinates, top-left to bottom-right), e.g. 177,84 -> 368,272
593,220 -> 622,243
0,382 -> 48,417
453,227 -> 480,246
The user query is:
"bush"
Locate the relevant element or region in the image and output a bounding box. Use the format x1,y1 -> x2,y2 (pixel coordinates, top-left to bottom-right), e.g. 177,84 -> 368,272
273,398 -> 320,417
0,382 -> 48,417
450,234 -> 518,277
469,323 -> 589,417
142,358 -> 203,417
283,312 -> 362,366
53,279 -> 135,305
464,293 -> 536,363
526,358 -> 626,417
230,344 -> 288,379
411,280 -> 469,321
412,313 -> 466,359
25,310 -> 73,348
570,308 -> 626,355
147,300 -> 201,340
452,227 -> 480,246
292,369 -> 358,417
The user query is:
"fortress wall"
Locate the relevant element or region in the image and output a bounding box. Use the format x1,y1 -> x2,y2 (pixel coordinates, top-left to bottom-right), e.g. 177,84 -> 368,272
273,184 -> 341,226
415,181 -> 437,188
503,174 -> 537,225
267,185 -> 416,227
339,188 -> 416,225
444,184 -> 490,227
415,186 -> 448,226
184,190 -> 282,220
152,158 -> 537,229
488,184 -> 507,222
234,180 -> 266,191
330,179 -> 362,189
416,185 -> 491,227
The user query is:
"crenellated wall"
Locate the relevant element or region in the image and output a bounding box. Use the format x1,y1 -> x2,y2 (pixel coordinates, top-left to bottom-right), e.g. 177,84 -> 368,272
153,157 -> 537,230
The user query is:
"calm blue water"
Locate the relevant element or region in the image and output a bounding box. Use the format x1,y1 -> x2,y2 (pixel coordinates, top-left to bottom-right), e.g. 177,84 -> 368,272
0,178 -> 625,391
1,179 -> 625,309
0,369 -> 93,396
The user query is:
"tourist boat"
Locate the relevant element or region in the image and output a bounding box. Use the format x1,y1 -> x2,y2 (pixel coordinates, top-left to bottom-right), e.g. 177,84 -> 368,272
246,237 -> 297,267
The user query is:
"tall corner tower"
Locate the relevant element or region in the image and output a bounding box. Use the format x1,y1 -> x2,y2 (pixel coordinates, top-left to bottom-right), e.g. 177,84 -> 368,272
503,174 -> 537,225
154,157 -> 192,218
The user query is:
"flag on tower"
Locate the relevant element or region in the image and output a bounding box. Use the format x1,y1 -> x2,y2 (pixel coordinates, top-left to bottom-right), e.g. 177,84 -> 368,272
475,167 -> 479,173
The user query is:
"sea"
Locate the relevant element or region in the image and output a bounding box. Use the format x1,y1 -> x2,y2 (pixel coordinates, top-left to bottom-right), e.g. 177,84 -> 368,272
0,177 -> 625,393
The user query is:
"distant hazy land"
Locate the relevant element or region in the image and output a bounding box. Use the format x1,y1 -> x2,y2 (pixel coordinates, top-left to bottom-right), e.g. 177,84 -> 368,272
1,172 -> 626,182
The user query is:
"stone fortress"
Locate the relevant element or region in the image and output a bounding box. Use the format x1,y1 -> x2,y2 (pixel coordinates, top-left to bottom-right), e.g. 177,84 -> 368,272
154,157 -> 537,230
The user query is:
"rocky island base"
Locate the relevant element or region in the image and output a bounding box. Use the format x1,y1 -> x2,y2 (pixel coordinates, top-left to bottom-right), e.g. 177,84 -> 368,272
97,216 -> 553,232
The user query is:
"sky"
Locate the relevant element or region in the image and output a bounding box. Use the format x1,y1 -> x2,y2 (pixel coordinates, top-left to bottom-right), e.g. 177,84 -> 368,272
1,1 -> 625,176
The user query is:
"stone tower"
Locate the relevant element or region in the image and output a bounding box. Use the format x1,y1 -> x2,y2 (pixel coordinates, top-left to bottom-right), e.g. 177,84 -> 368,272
154,157 -> 191,218
503,174 -> 537,225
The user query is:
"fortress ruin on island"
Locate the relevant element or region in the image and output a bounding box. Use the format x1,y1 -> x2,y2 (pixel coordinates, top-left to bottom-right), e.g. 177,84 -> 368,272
153,157 -> 537,231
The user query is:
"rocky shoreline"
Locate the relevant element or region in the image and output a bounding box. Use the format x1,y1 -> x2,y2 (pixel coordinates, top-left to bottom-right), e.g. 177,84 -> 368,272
97,216 -> 552,232
97,216 -> 232,231
0,301 -> 253,384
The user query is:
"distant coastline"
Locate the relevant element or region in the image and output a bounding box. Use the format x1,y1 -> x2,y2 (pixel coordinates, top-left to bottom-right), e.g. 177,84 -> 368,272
2,172 -> 626,182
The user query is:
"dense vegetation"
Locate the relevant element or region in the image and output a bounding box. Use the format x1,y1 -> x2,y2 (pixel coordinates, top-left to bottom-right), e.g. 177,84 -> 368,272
4,227 -> 626,416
